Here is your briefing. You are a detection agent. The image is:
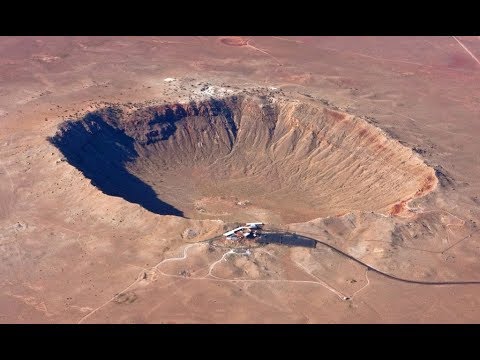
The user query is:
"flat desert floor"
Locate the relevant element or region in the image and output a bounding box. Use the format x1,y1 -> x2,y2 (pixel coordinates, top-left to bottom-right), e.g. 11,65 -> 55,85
1,36 -> 480,323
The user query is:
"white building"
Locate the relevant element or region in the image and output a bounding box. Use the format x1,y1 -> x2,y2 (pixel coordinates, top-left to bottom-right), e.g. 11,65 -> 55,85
223,222 -> 264,240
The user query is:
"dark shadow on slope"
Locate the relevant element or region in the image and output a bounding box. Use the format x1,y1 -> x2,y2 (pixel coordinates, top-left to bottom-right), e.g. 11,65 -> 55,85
143,98 -> 239,146
258,232 -> 317,248
48,112 -> 184,217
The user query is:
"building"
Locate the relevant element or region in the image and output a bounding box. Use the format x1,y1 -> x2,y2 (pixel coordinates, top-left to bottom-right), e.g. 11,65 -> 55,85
223,226 -> 251,240
223,222 -> 264,241
246,222 -> 264,229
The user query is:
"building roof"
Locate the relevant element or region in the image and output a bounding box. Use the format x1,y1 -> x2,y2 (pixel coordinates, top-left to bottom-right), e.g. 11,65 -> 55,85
223,226 -> 250,237
246,222 -> 263,228
223,222 -> 264,237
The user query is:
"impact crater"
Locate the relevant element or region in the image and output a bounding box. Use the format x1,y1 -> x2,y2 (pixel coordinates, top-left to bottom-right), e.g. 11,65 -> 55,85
50,94 -> 437,223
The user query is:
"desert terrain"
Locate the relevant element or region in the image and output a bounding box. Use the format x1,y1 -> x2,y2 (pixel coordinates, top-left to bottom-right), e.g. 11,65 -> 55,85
1,36 -> 480,323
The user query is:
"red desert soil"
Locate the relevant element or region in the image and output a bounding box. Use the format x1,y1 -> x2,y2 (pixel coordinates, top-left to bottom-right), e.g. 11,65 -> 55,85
1,36 -> 480,323
219,37 -> 249,47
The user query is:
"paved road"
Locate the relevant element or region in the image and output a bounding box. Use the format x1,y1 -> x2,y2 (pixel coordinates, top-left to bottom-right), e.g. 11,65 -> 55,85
208,230 -> 480,286
283,230 -> 480,286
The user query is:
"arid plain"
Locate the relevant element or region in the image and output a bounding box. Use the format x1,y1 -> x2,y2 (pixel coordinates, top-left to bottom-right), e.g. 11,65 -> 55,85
1,36 -> 480,323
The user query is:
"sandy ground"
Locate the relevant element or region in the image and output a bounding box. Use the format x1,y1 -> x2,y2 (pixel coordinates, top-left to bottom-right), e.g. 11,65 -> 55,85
1,36 -> 480,323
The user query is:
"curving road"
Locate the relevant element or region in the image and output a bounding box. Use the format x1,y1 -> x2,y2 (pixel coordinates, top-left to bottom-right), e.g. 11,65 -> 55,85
276,230 -> 480,286
79,229 -> 480,322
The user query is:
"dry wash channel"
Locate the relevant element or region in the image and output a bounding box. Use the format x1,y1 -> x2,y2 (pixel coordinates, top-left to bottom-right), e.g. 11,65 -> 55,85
50,94 -> 437,223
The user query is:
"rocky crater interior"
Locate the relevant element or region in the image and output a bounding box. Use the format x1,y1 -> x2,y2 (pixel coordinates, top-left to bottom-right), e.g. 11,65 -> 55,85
50,94 -> 437,223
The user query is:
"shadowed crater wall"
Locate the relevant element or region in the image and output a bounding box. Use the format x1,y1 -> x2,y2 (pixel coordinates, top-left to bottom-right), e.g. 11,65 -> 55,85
49,112 -> 184,216
49,95 -> 437,223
